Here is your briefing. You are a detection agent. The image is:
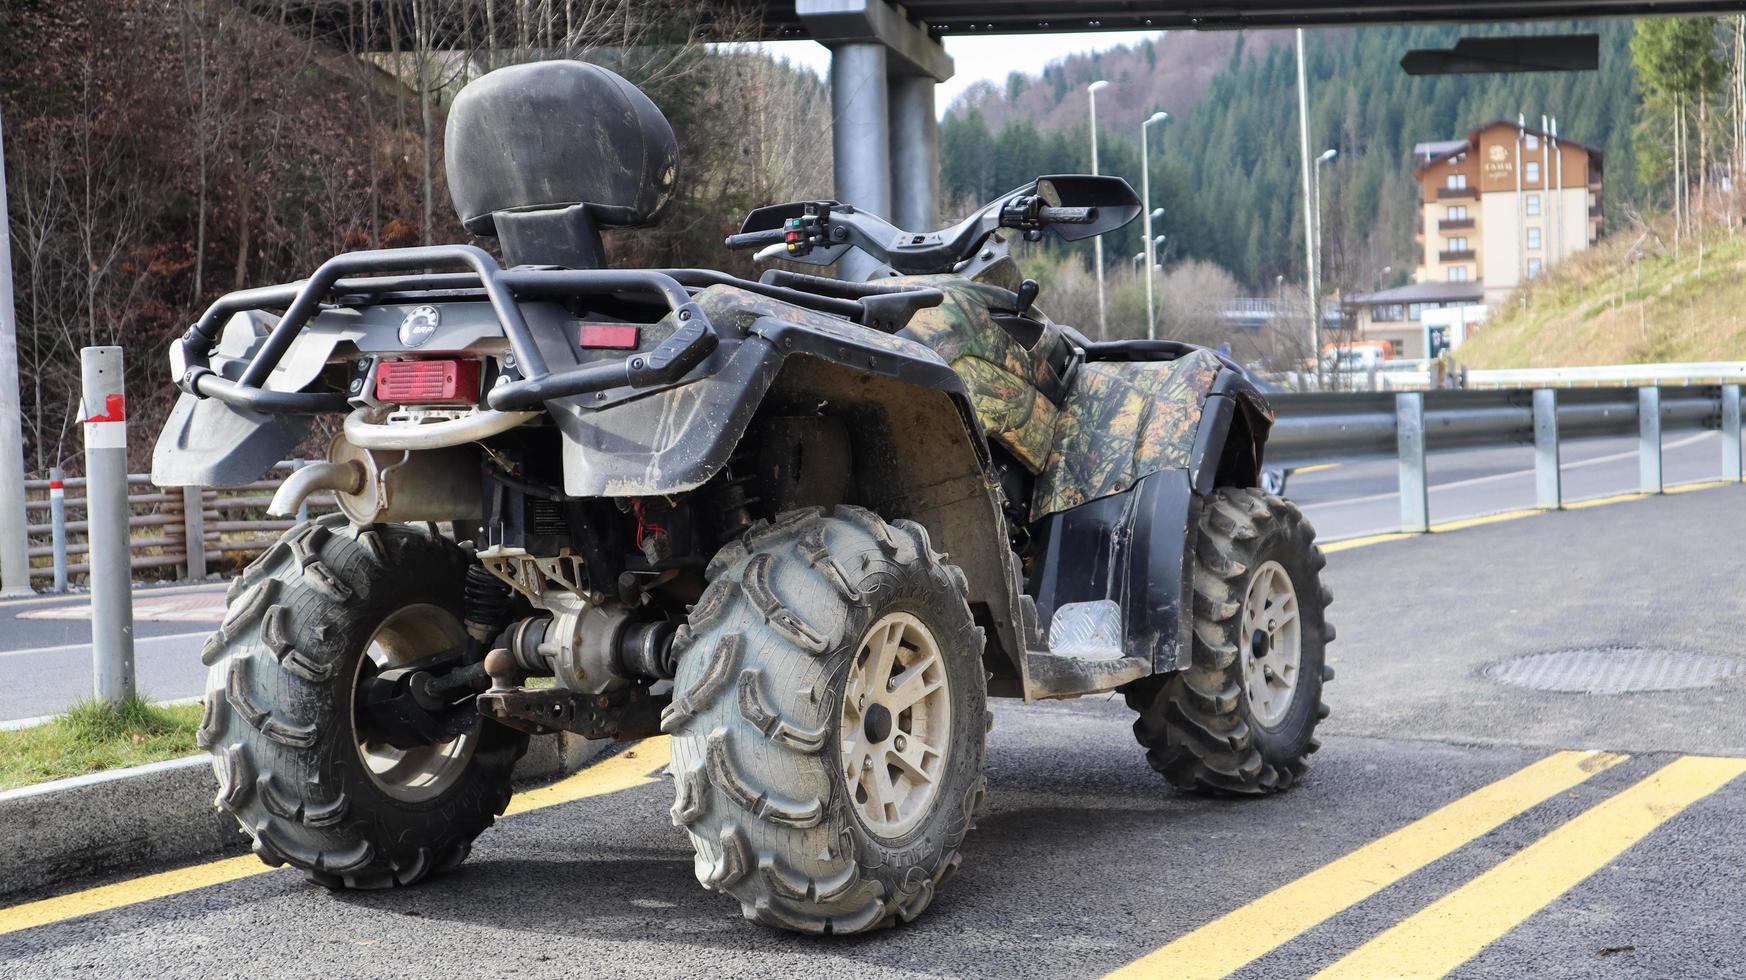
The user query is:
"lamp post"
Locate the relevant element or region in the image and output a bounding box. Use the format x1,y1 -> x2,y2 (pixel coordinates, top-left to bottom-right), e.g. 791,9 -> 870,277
1141,110 -> 1169,340
1311,147 -> 1337,383
1087,80 -> 1110,338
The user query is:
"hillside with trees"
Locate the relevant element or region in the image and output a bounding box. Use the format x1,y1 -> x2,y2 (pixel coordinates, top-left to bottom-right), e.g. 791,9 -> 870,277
943,21 -> 1650,297
0,0 -> 830,473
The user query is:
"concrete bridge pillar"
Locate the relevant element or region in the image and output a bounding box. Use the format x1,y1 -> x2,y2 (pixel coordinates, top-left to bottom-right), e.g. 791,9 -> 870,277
797,0 -> 952,280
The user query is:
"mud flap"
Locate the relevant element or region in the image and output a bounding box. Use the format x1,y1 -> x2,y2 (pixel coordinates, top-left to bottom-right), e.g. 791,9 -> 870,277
1024,467 -> 1195,679
151,392 -> 310,488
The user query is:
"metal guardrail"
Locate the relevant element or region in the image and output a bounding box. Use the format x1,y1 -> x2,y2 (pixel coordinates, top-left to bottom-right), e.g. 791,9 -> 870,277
1345,360 -> 1746,392
1268,384 -> 1745,533
24,383 -> 1746,583
25,461 -> 336,588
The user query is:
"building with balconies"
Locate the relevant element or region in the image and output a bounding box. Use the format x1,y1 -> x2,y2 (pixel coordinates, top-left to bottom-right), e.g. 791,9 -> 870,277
1344,119 -> 1604,358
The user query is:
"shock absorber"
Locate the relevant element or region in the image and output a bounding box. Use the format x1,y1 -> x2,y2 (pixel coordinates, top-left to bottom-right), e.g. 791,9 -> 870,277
714,447 -> 760,543
462,562 -> 513,657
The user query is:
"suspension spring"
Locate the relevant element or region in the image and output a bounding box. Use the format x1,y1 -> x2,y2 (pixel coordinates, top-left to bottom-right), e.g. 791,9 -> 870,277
462,562 -> 514,648
715,447 -> 760,543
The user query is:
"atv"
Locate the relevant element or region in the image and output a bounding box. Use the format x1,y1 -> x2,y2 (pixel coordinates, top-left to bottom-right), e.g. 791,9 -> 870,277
153,60 -> 1333,934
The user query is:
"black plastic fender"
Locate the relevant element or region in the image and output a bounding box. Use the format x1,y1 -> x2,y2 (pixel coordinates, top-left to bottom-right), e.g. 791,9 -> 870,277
1190,367 -> 1278,494
553,313 -> 972,497
1024,468 -> 1197,674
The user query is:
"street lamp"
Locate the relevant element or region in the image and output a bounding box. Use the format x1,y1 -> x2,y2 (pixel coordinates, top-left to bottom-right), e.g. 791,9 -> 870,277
1087,80 -> 1110,338
1140,110 -> 1170,340
1311,147 -> 1337,380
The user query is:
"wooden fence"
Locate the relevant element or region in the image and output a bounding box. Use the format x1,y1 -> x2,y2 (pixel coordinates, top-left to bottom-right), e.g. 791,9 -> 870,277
25,462 -> 334,586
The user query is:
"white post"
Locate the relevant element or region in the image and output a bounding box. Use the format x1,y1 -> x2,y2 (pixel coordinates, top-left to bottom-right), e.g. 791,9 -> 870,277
1296,30 -> 1320,388
1088,80 -> 1109,339
1314,149 -> 1337,381
1142,111 -> 1168,341
0,105 -> 34,596
82,346 -> 135,705
48,466 -> 68,593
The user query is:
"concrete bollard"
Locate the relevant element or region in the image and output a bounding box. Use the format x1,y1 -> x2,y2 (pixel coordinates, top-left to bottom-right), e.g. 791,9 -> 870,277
81,346 -> 135,705
1395,392 -> 1429,534
1638,386 -> 1662,495
48,466 -> 68,593
182,485 -> 206,580
1724,385 -> 1742,483
1532,389 -> 1561,510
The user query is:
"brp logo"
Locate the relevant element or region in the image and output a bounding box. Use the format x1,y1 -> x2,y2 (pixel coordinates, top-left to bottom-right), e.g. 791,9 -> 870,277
398,305 -> 441,348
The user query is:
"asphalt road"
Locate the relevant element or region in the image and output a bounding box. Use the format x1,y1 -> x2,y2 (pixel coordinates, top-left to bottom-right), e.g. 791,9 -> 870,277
4,431 -> 1734,723
0,584 -> 226,723
3,485 -> 1743,978
1287,429 -> 1729,540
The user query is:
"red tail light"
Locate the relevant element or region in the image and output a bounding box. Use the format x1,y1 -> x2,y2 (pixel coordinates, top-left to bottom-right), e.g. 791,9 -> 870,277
375,359 -> 481,404
578,324 -> 640,350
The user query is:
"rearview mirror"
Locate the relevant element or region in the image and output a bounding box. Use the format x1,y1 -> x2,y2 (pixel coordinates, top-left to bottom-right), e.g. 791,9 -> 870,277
1033,175 -> 1142,241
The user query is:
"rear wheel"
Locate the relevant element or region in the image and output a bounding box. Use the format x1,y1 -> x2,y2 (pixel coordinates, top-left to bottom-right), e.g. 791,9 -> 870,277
198,517 -> 526,888
1125,488 -> 1333,794
664,507 -> 988,934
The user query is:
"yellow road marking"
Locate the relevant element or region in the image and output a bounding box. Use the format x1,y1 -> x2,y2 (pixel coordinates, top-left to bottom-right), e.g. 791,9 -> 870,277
1322,479 -> 1742,554
1563,491 -> 1646,510
1315,754 -> 1746,980
503,737 -> 670,816
0,736 -> 672,937
1103,750 -> 1627,980
1425,508 -> 1542,533
1322,533 -> 1416,553
1295,464 -> 1341,475
1666,479 -> 1732,495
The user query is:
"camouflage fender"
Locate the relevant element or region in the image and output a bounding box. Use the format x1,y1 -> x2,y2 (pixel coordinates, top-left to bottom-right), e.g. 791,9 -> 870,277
1031,349 -> 1223,520
896,277 -> 1066,472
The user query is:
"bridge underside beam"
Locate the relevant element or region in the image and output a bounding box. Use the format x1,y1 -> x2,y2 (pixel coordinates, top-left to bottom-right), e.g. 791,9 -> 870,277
245,1 -> 1746,52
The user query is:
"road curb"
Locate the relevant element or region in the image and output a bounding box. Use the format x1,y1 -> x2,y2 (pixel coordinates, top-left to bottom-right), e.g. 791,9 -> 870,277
0,731 -> 609,900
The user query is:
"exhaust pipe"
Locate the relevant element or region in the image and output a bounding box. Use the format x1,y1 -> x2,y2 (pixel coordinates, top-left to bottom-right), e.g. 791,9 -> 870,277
268,460 -> 364,517
269,435 -> 484,524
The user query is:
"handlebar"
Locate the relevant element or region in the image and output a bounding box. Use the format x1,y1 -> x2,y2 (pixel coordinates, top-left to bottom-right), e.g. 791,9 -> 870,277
1040,206 -> 1097,224
724,228 -> 786,250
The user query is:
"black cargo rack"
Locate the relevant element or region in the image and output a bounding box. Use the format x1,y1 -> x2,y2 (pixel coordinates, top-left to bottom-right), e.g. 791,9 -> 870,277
177,244 -> 943,416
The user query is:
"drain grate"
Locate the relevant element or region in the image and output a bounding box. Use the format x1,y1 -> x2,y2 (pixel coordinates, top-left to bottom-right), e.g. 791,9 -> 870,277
1486,647 -> 1744,694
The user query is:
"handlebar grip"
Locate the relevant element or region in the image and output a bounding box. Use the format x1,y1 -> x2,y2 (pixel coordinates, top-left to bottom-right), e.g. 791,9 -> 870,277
1040,206 -> 1098,224
725,228 -> 786,250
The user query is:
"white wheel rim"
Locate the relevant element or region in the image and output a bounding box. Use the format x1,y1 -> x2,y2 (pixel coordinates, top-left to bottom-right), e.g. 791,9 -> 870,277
1241,560 -> 1303,727
350,603 -> 477,803
838,611 -> 952,839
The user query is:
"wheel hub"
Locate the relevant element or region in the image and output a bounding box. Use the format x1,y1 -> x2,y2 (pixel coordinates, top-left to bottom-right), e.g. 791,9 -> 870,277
838,611 -> 952,839
349,604 -> 478,803
1240,560 -> 1303,727
862,702 -> 894,743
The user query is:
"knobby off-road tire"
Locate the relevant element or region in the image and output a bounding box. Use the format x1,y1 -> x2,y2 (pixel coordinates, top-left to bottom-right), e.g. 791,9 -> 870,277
1126,488 -> 1334,794
664,506 -> 988,934
198,516 -> 527,888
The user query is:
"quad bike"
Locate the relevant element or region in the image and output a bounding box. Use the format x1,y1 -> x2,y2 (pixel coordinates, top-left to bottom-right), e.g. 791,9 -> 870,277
153,60 -> 1333,934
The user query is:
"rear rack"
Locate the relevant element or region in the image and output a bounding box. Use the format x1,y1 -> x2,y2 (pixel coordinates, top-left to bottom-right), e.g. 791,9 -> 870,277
178,245 -> 943,415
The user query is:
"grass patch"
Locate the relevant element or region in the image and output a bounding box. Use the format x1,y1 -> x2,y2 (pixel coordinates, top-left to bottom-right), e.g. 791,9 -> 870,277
0,697 -> 204,792
1458,222 -> 1746,370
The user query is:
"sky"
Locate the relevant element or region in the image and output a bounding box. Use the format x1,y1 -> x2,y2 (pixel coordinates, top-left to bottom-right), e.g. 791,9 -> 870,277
758,30 -> 1166,116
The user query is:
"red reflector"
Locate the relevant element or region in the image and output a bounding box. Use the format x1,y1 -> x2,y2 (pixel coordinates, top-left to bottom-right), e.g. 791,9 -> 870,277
578,324 -> 640,350
375,359 -> 481,404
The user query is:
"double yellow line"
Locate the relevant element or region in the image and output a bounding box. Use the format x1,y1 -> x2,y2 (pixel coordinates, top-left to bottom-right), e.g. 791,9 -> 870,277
1107,751 -> 1746,980
0,738 -> 673,938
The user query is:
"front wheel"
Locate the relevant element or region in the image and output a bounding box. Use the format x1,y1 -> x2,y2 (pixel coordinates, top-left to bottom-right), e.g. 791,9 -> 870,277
664,507 -> 988,934
198,517 -> 527,888
1125,488 -> 1333,794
